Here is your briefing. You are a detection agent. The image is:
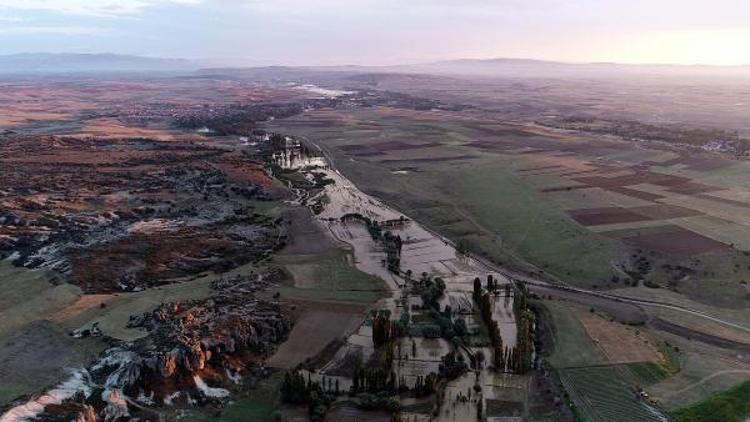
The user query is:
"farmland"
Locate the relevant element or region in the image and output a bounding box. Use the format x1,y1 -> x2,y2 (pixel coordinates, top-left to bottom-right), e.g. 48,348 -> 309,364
671,379 -> 750,422
264,90 -> 750,419
274,248 -> 388,304
559,366 -> 666,422
266,106 -> 750,308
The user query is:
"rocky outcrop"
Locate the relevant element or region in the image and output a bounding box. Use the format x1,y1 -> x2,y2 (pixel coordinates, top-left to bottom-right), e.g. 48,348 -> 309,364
106,296 -> 290,395
0,134 -> 282,293
11,293 -> 290,421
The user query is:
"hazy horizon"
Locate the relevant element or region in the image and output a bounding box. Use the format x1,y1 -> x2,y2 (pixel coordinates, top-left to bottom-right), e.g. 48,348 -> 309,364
0,0 -> 749,67
5,52 -> 750,70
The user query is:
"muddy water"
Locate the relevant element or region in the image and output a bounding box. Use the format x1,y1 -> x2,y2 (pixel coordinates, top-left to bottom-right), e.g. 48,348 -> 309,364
313,168 -> 518,347
271,137 -> 327,170
286,143 -> 521,421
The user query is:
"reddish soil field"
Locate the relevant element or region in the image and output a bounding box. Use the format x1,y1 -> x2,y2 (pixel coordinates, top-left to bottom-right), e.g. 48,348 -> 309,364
370,140 -> 441,151
695,194 -> 750,210
541,185 -> 591,193
676,156 -> 736,171
467,123 -> 539,138
468,140 -> 520,151
569,207 -> 653,226
606,186 -> 665,201
339,144 -> 373,152
556,169 -> 600,177
516,148 -> 553,155
518,165 -> 565,172
666,182 -> 723,195
645,154 -> 735,171
620,226 -> 730,255
628,204 -> 702,219
352,150 -> 387,157
650,318 -> 750,353
579,315 -> 661,363
575,172 -> 685,188
573,168 -> 722,198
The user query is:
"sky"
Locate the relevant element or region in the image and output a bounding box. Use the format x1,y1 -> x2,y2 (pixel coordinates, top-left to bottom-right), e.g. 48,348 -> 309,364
0,0 -> 749,66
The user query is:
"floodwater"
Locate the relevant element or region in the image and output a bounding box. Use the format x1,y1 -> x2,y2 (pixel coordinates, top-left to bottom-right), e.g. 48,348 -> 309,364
293,84 -> 354,99
272,136 -> 327,170
312,167 -> 517,348
290,144 -> 522,421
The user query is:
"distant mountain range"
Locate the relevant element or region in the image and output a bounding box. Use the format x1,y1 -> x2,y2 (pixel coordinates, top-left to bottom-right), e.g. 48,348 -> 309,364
0,53 -> 200,74
1,53 -> 749,78
399,58 -> 750,78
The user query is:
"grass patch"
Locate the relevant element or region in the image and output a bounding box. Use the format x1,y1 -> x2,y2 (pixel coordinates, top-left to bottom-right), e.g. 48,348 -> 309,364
671,379 -> 750,422
275,250 -> 388,304
543,302 -> 607,368
332,152 -> 624,287
559,366 -> 667,422
185,371 -> 284,421
430,161 -> 625,284
0,385 -> 31,405
622,362 -> 671,386
187,400 -> 275,422
277,286 -> 383,303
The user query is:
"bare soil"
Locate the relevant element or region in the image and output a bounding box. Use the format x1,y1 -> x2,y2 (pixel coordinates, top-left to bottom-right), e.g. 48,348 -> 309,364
267,300 -> 365,369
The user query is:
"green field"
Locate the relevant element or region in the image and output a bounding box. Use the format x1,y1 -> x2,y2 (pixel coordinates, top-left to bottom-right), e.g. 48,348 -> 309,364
0,262 -> 107,404
266,107 -> 750,415
332,153 -> 624,287
620,362 -> 671,386
267,108 -> 750,308
185,372 -> 284,422
559,366 -> 667,422
541,302 -> 608,368
270,112 -> 629,287
274,250 -> 388,304
671,379 -> 750,422
187,400 -> 275,422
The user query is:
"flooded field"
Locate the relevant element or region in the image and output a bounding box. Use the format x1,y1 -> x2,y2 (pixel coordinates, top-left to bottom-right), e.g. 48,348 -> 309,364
313,167 -> 518,348
271,136 -> 327,170
280,138 -> 523,421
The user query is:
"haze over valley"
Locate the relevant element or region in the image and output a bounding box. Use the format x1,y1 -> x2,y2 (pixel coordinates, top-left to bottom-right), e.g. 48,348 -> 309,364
0,2 -> 749,422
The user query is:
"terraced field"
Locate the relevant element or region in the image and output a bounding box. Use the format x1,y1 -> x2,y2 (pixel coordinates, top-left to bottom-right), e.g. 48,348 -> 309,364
559,366 -> 668,422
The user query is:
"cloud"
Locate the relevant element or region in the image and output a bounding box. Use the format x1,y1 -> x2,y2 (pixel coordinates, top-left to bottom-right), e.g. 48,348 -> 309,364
0,25 -> 103,35
237,0 -> 545,15
0,0 -> 200,17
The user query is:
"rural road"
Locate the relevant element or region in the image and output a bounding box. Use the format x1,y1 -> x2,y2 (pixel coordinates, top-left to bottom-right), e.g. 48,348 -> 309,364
662,369 -> 750,399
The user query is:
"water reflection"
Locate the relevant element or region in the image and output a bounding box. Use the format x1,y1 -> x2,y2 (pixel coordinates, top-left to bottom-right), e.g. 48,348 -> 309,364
270,136 -> 327,170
